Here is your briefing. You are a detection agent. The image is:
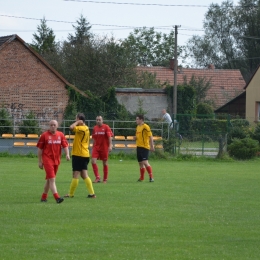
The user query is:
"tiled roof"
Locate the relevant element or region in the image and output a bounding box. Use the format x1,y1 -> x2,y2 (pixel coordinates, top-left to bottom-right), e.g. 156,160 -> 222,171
0,35 -> 15,48
137,66 -> 246,108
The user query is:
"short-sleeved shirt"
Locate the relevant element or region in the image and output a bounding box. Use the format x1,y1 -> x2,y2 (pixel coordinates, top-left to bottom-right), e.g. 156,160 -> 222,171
135,123 -> 152,150
37,130 -> 68,165
92,124 -> 113,151
71,125 -> 90,157
163,113 -> 173,128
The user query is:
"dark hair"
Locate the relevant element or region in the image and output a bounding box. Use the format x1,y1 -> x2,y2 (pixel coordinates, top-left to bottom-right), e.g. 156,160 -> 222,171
136,114 -> 144,121
77,113 -> 85,122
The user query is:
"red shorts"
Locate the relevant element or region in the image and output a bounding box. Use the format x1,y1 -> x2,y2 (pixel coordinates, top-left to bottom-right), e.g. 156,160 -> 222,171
92,148 -> 108,161
43,164 -> 59,179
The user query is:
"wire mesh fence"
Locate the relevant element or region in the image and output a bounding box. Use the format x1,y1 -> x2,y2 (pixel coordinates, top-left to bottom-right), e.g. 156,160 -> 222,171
0,113 -> 252,156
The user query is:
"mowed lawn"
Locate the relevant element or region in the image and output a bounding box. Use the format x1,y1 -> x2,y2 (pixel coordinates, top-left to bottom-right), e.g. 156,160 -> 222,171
1,156 -> 260,260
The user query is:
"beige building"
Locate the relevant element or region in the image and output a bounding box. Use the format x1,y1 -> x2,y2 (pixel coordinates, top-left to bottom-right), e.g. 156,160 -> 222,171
245,65 -> 260,123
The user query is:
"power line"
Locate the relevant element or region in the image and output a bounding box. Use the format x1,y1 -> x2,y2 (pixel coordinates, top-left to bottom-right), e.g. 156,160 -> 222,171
63,0 -> 210,7
0,14 -> 204,32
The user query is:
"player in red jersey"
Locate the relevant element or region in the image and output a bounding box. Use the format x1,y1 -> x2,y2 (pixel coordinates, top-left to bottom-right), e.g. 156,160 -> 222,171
91,115 -> 113,183
37,120 -> 70,203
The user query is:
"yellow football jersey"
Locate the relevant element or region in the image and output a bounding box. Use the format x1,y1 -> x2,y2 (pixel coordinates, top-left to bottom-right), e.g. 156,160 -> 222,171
71,125 -> 90,157
135,123 -> 152,150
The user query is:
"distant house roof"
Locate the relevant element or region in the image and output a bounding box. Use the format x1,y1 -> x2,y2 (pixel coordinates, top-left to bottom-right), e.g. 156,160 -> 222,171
137,65 -> 246,108
0,34 -> 87,98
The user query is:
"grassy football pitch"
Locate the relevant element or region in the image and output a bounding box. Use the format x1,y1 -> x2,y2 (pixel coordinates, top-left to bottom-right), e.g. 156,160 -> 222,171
1,157 -> 260,260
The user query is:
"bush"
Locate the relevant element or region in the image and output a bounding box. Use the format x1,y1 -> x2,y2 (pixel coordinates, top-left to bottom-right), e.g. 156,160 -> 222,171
0,108 -> 13,135
228,138 -> 259,160
227,126 -> 248,145
19,111 -> 40,135
196,103 -> 214,116
252,122 -> 260,143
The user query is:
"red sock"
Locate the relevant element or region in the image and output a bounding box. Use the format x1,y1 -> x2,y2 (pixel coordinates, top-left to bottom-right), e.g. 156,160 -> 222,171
103,165 -> 108,181
140,167 -> 145,180
41,193 -> 48,200
92,163 -> 100,179
146,166 -> 153,178
53,193 -> 59,200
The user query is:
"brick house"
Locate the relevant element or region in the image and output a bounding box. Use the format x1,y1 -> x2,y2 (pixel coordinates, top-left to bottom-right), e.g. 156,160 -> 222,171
136,60 -> 246,109
0,34 -> 86,127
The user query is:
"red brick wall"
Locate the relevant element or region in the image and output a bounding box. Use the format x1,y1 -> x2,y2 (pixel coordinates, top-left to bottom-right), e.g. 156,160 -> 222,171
0,39 -> 69,127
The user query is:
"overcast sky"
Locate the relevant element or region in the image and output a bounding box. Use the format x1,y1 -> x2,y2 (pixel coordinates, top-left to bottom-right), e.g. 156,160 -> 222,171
1,0 -> 239,46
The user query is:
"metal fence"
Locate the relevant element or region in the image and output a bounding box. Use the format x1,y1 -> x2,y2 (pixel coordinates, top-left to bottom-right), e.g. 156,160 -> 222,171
1,114 -> 248,156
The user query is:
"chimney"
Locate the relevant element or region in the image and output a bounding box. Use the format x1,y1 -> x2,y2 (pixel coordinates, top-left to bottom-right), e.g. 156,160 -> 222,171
208,64 -> 215,70
170,59 -> 178,70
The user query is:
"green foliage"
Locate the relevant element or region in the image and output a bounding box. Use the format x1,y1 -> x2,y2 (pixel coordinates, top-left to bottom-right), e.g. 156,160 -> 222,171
252,122 -> 260,143
122,27 -> 180,66
183,75 -> 213,104
183,0 -> 260,81
31,17 -> 56,55
54,34 -> 137,97
228,137 -> 259,160
191,118 -> 227,135
19,111 -> 40,135
196,103 -> 214,116
227,119 -> 250,145
0,108 -> 13,135
136,71 -> 165,89
67,14 -> 92,44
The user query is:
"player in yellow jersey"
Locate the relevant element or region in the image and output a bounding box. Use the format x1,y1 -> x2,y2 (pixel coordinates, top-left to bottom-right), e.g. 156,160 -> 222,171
64,113 -> 96,198
134,115 -> 155,182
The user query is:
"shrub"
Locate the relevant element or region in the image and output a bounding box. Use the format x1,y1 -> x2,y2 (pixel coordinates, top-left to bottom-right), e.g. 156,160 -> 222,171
0,108 -> 13,135
228,138 -> 259,160
227,126 -> 248,145
19,111 -> 40,135
196,103 -> 214,116
252,122 -> 260,143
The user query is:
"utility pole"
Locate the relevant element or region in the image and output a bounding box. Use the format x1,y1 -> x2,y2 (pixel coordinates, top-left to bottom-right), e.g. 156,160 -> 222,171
173,25 -> 180,120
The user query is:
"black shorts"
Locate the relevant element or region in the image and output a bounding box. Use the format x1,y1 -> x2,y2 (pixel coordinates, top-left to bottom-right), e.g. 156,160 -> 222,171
137,147 -> 149,162
72,155 -> 89,171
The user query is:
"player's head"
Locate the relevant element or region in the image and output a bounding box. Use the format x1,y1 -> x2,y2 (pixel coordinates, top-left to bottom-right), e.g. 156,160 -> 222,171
96,115 -> 103,126
136,115 -> 144,125
76,113 -> 85,122
49,120 -> 58,134
162,109 -> 166,115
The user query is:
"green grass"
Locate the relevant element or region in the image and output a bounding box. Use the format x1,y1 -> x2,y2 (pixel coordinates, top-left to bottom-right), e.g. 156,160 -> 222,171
1,157 -> 260,259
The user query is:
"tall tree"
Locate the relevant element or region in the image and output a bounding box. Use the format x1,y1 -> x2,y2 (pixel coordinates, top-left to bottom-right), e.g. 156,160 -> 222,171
68,14 -> 92,44
122,27 -> 181,67
183,0 -> 260,81
58,34 -> 137,96
31,17 -> 56,55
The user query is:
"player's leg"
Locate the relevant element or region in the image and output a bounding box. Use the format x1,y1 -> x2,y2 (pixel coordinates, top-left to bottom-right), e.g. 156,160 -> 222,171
137,147 -> 145,181
102,159 -> 108,183
65,156 -> 80,198
41,179 -> 49,202
45,164 -> 64,203
80,157 -> 96,197
91,152 -> 101,182
143,160 -> 154,182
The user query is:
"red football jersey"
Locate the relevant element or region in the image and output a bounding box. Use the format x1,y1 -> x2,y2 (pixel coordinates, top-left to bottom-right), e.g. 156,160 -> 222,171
37,130 -> 68,165
92,124 -> 113,150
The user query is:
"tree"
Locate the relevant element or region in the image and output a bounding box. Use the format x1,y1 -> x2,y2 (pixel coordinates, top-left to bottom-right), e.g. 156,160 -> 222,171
68,14 -> 92,44
59,34 -> 137,96
183,0 -> 260,82
122,27 -> 181,67
31,17 -> 56,55
183,75 -> 212,105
